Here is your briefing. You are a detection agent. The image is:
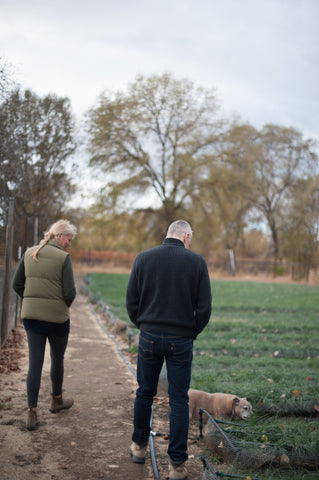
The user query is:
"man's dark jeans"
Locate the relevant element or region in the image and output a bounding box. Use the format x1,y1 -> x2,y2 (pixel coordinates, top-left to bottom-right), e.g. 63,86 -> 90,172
133,330 -> 193,465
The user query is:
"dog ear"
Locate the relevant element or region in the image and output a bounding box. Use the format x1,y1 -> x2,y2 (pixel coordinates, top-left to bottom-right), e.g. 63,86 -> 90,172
232,397 -> 240,406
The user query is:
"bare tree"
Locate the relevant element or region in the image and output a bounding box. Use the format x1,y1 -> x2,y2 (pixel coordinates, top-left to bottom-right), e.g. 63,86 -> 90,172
0,88 -> 77,243
282,175 -> 319,280
252,125 -> 318,264
0,57 -> 16,102
87,73 -> 224,232
220,123 -> 318,265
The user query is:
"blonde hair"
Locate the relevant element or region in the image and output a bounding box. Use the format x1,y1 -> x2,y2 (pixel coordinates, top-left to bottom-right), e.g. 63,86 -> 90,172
31,219 -> 77,260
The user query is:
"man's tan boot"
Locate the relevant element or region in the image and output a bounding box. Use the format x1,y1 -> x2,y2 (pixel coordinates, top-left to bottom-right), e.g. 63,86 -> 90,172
129,441 -> 147,464
26,407 -> 39,431
49,394 -> 74,413
169,462 -> 187,480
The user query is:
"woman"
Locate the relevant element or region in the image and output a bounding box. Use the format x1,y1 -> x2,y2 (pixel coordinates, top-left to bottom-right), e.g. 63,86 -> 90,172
12,219 -> 77,430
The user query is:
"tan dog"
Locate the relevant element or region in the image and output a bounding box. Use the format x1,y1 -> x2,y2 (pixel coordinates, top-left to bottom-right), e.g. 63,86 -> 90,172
188,388 -> 253,423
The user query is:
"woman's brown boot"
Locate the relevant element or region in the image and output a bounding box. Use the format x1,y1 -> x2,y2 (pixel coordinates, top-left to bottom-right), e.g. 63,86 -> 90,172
49,394 -> 74,413
26,407 -> 39,430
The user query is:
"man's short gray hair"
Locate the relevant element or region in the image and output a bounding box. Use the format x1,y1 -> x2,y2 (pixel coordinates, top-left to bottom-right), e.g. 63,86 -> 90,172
166,220 -> 193,239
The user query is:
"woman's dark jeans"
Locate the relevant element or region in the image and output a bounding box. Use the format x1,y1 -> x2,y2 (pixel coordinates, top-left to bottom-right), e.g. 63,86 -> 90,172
25,330 -> 69,407
133,330 -> 193,465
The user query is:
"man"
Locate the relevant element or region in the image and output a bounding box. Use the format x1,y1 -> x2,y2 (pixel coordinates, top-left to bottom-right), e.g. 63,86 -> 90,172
126,220 -> 212,480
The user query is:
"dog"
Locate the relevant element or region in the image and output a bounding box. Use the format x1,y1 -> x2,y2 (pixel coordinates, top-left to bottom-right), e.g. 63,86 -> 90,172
188,388 -> 253,423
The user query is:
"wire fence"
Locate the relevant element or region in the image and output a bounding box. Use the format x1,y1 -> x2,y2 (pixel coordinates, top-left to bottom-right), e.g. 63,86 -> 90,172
199,408 -> 319,475
72,247 -> 319,284
0,199 -> 43,345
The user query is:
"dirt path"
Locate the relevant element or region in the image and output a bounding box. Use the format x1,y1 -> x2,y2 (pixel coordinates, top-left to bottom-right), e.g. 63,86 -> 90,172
0,276 -> 206,480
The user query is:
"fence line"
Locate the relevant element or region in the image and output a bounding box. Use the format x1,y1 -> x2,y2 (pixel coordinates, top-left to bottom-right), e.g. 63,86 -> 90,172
71,248 -> 136,266
71,248 -> 319,282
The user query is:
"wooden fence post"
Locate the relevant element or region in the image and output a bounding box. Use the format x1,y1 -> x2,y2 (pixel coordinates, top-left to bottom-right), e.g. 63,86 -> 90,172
0,198 -> 14,346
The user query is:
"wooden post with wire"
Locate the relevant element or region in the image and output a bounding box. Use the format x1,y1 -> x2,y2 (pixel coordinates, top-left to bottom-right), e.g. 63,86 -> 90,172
0,198 -> 15,345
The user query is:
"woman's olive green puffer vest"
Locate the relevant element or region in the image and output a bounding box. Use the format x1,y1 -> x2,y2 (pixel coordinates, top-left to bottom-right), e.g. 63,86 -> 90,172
21,241 -> 69,323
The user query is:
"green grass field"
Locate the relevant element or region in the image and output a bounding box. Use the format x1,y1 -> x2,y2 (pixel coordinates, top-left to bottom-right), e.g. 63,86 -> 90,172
83,273 -> 319,479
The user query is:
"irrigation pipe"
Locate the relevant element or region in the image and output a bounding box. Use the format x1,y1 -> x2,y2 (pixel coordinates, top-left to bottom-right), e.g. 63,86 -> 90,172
149,410 -> 160,480
87,299 -> 160,480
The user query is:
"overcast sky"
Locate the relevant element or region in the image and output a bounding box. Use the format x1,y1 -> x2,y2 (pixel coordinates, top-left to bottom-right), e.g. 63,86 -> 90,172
1,0 -> 318,141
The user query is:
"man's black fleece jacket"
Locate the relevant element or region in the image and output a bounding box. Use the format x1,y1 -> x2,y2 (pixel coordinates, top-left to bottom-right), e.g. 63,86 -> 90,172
126,238 -> 212,339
